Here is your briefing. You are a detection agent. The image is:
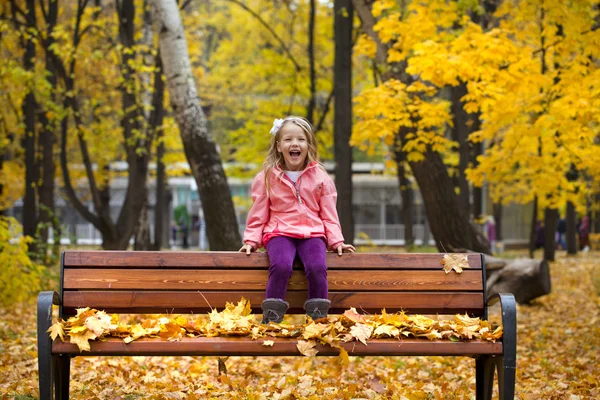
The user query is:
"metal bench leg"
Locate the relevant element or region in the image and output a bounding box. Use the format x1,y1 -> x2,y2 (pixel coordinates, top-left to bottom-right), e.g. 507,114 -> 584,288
496,356 -> 516,400
39,352 -> 54,399
38,291 -> 61,400
55,355 -> 71,400
475,355 -> 495,400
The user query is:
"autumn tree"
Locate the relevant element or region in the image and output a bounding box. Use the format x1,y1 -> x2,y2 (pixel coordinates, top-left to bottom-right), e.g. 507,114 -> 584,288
351,0 -> 599,257
0,0 -> 187,250
351,0 -> 490,253
150,0 -> 241,250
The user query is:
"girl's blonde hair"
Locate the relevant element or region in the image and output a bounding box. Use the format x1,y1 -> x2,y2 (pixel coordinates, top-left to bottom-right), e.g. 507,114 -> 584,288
261,116 -> 320,193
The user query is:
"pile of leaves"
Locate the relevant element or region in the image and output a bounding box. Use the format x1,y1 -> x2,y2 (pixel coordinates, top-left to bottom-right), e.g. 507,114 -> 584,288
48,299 -> 502,354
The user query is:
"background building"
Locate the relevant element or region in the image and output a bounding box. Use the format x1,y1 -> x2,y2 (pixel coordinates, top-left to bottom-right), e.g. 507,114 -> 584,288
7,163 -> 531,249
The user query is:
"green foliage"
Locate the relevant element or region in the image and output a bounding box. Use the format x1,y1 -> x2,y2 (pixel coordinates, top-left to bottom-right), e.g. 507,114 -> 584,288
0,217 -> 47,306
173,205 -> 190,227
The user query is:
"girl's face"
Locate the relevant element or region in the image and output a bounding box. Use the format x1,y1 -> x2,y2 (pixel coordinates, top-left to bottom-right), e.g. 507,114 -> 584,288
277,123 -> 309,171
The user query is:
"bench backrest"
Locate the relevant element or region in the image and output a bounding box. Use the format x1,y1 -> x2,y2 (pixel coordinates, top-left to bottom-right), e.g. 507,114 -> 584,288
60,251 -> 486,317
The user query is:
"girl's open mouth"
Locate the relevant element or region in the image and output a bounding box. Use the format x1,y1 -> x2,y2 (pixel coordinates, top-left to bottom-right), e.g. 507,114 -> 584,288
290,151 -> 301,158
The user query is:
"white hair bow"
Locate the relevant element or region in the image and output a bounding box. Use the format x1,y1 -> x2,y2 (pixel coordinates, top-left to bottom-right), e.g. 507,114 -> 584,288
270,118 -> 284,136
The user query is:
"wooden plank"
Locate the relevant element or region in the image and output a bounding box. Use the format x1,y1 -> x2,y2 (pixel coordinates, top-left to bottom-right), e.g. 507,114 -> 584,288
52,336 -> 502,357
63,269 -> 483,291
63,251 -> 482,270
63,291 -> 484,315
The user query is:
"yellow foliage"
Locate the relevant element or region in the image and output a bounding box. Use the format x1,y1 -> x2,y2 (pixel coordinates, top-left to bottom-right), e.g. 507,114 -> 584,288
353,0 -> 600,211
0,218 -> 46,306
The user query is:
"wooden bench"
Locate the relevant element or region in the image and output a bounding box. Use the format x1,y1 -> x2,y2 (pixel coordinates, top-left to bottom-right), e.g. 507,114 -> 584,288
37,250 -> 516,399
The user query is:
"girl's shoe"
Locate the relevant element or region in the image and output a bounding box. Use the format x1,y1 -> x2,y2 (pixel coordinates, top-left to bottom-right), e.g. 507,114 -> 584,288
261,298 -> 289,324
304,298 -> 331,321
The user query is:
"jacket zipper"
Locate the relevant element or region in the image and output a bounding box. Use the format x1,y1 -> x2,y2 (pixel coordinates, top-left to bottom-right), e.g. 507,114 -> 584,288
293,180 -> 303,205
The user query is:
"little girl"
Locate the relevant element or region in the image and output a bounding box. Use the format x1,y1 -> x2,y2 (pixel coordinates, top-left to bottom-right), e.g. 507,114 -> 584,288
239,116 -> 355,323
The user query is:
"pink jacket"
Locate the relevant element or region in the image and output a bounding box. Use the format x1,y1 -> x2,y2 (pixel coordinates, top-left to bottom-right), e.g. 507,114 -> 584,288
243,161 -> 345,250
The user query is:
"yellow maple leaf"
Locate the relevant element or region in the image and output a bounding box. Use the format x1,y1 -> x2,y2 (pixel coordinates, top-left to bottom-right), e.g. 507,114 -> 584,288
47,322 -> 65,341
455,313 -> 481,326
418,330 -> 442,340
338,347 -> 350,366
84,311 -> 113,336
159,321 -> 184,342
296,340 -> 318,357
302,322 -> 329,340
69,330 -> 97,352
262,340 -> 274,346
350,323 -> 373,345
69,325 -> 87,334
441,253 -> 469,274
373,324 -> 400,338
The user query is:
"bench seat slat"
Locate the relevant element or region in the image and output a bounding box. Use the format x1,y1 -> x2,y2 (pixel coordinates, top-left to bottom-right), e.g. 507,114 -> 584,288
63,269 -> 483,291
63,291 -> 484,315
63,251 -> 482,270
52,336 -> 502,357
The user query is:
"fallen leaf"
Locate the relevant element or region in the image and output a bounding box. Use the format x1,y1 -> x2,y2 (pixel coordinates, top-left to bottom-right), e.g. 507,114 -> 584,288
69,330 -> 97,352
442,253 -> 469,274
350,323 -> 373,345
47,322 -> 65,341
296,340 -> 318,356
262,340 -> 274,346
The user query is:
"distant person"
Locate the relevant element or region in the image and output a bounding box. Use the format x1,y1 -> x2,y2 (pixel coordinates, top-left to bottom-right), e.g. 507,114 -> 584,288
534,220 -> 545,249
486,216 -> 496,252
179,219 -> 189,249
170,220 -> 177,246
239,116 -> 355,324
578,215 -> 590,252
556,217 -> 566,250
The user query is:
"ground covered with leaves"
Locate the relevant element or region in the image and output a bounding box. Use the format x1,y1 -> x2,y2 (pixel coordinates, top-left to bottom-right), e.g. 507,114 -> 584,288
1,252 -> 599,399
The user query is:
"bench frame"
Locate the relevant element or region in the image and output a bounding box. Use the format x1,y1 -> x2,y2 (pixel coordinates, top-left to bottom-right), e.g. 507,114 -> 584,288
37,251 -> 516,400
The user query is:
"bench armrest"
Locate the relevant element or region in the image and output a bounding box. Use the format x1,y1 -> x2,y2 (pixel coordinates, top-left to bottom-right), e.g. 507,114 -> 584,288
486,293 -> 516,367
37,291 -> 61,338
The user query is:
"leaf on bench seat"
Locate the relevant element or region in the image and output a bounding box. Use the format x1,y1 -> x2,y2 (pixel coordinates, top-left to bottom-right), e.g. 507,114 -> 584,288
350,323 -> 373,345
442,253 -> 469,274
47,321 -> 65,341
297,339 -> 318,356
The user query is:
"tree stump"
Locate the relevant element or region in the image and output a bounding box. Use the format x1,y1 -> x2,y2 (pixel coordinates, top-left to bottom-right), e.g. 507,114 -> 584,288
486,258 -> 551,304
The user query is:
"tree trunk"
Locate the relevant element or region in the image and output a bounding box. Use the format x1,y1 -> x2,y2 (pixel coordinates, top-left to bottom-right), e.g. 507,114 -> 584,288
152,55 -> 167,250
594,193 -> 600,234
493,202 -> 503,241
486,258 -> 551,304
528,196 -> 538,258
394,139 -> 414,247
450,82 -> 471,215
22,0 -> 38,239
566,201 -> 577,255
305,0 -> 316,124
543,207 -> 558,261
38,0 -> 59,255
407,147 -> 490,253
134,196 -> 151,250
334,0 -> 355,245
150,0 -> 241,250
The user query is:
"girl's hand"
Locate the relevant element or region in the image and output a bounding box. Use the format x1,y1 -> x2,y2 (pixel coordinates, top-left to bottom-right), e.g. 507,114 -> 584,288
336,243 -> 356,256
239,244 -> 255,255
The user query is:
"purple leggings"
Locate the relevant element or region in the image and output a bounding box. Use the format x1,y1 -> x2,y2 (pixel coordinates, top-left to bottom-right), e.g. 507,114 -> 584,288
265,236 -> 328,300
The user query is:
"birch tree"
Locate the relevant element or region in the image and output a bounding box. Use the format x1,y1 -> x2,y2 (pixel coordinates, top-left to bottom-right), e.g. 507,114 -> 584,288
149,0 -> 241,250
